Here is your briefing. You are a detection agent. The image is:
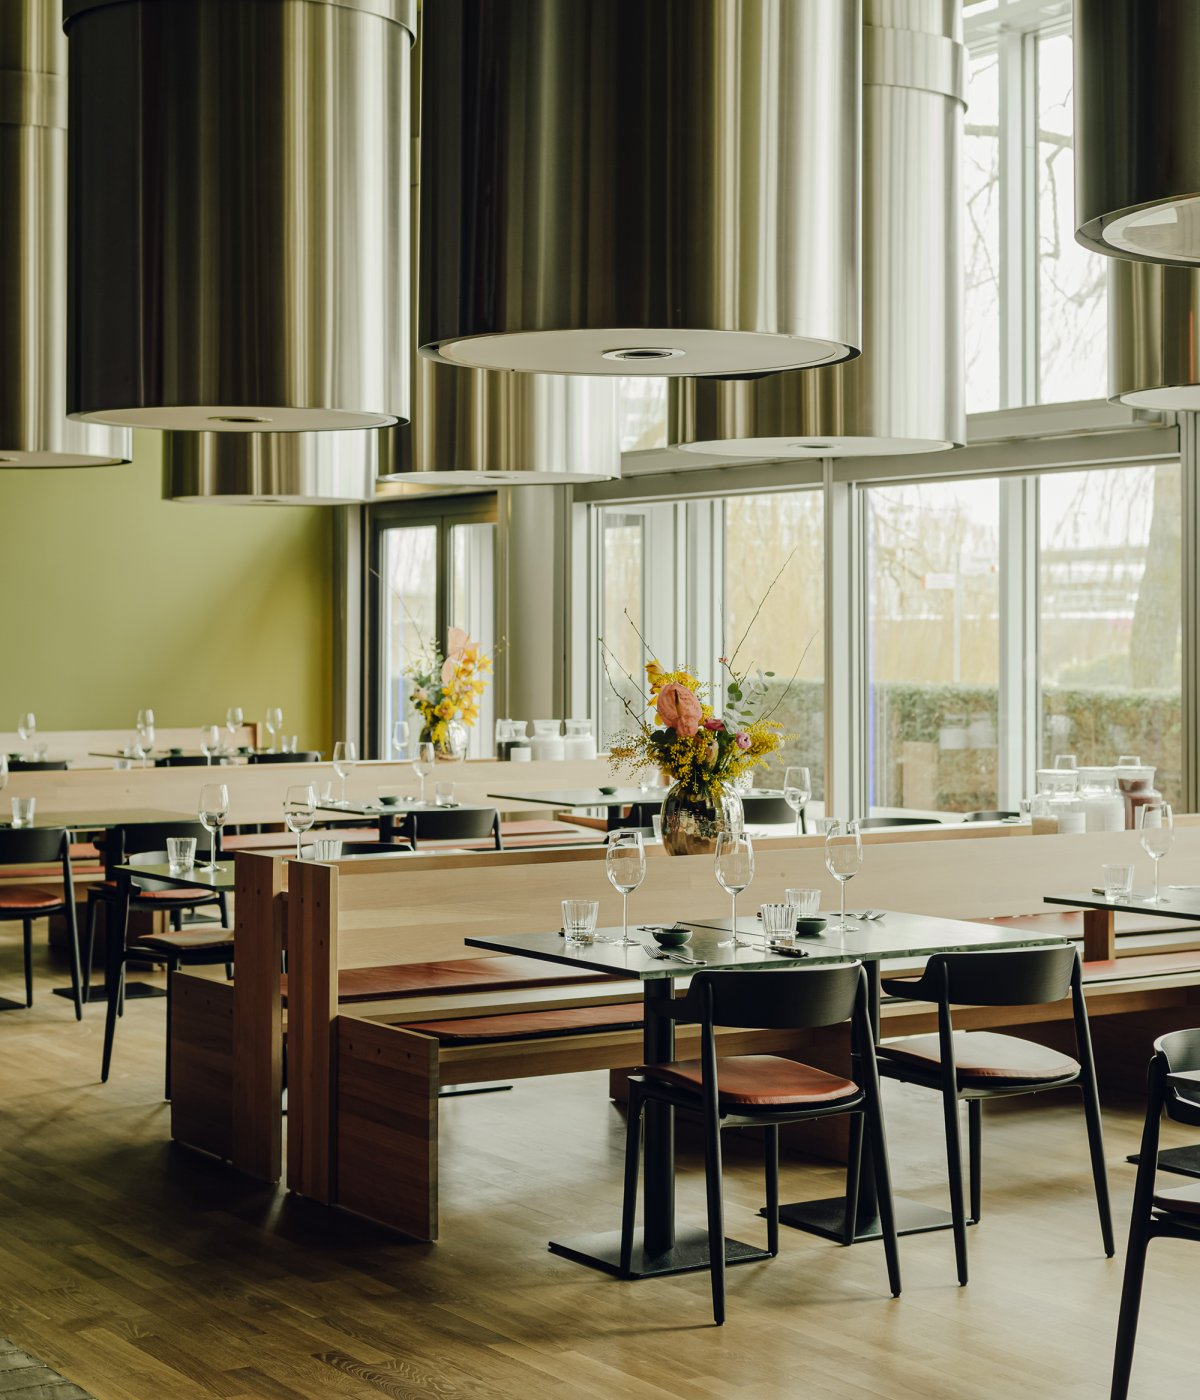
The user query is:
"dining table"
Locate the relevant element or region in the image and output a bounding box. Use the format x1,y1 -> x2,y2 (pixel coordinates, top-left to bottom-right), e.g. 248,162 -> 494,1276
486,786 -> 668,830
467,909 -> 1067,1277
316,797 -> 497,842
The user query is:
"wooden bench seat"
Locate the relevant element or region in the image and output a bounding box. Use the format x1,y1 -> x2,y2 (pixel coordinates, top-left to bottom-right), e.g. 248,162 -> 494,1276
280,954 -> 622,1006
399,1000 -> 644,1043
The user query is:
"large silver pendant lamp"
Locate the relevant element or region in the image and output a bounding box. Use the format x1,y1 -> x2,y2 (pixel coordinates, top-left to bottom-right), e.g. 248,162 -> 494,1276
1108,258 -> 1200,407
418,0 -> 861,378
1075,0 -> 1200,263
669,0 -> 965,459
162,430 -> 380,505
63,0 -> 414,431
0,1 -> 128,467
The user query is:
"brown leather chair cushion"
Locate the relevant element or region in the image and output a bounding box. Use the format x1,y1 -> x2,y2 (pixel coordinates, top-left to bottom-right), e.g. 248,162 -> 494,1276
280,955 -> 620,1005
401,1001 -> 643,1044
878,1031 -> 1080,1085
133,930 -> 235,955
0,885 -> 61,912
1153,1184 -> 1200,1217
133,887 -> 219,903
645,1055 -> 859,1108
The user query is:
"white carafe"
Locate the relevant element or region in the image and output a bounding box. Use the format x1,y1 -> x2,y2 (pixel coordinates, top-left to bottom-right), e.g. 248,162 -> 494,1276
529,719 -> 565,761
561,718 -> 596,761
1078,766 -> 1126,833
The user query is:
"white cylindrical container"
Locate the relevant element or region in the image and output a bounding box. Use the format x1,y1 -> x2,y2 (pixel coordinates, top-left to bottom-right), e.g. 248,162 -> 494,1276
1078,767 -> 1126,833
529,720 -> 564,762
561,719 -> 596,761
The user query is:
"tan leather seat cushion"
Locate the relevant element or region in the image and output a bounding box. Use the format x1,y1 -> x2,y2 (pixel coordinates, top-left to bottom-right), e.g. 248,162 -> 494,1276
1153,1184 -> 1200,1217
281,955 -> 619,1006
134,930 -> 234,955
879,1031 -> 1079,1084
645,1055 -> 858,1108
401,1001 -> 643,1044
0,885 -> 61,912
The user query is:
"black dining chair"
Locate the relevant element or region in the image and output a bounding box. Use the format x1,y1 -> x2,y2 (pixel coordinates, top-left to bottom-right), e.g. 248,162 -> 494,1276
856,816 -> 942,829
395,808 -> 503,851
250,751 -> 322,764
620,963 -> 900,1324
0,827 -> 83,1018
7,759 -> 68,772
1110,1029 -> 1200,1400
877,945 -> 1113,1285
962,810 -> 1019,823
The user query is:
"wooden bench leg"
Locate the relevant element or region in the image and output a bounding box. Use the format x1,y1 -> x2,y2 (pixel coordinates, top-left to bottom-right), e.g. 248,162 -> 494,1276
1083,908 -> 1116,964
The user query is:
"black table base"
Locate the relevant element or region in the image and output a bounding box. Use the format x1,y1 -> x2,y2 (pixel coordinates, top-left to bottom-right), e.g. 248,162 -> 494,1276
774,1194 -> 954,1244
549,1227 -> 769,1279
53,981 -> 165,1003
1128,1144 -> 1200,1179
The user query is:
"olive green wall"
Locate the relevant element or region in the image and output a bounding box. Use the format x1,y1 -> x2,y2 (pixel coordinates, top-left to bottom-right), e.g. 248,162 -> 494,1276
0,432 -> 334,750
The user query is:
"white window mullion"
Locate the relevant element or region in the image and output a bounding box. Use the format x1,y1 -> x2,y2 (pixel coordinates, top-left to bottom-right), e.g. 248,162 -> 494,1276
998,476 -> 1039,806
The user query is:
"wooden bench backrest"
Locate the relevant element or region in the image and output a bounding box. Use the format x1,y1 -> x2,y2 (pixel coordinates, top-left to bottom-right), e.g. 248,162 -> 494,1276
0,724 -> 260,769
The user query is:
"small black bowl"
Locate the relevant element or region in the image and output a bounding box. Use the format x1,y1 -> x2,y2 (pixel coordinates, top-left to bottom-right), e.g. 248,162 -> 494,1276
598,785 -> 618,795
648,925 -> 692,948
795,916 -> 827,936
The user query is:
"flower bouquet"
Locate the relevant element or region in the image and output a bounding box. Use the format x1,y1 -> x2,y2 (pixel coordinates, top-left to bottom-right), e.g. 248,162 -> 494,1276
406,627 -> 491,760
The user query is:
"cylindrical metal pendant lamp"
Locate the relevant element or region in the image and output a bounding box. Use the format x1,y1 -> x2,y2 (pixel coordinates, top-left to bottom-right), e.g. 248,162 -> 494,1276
419,0 -> 861,377
1108,258 -> 1200,407
64,0 -> 414,431
669,0 -> 964,458
163,430 -> 380,505
0,1 -> 128,467
379,357 -> 621,484
1075,0 -> 1200,263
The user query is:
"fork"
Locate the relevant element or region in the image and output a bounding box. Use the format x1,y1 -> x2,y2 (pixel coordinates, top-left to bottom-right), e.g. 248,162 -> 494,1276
856,909 -> 885,921
642,945 -> 708,967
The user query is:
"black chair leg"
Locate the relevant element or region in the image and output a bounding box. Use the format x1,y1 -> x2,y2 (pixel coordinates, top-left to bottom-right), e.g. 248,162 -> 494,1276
619,1084 -> 644,1277
218,892 -> 230,926
940,1086 -> 969,1286
764,1124 -> 780,1257
101,962 -> 123,1082
164,962 -> 177,1100
843,1112 -> 864,1246
968,1099 -> 982,1224
171,909 -> 182,932
65,899 -> 83,1022
21,918 -> 33,1008
1110,1217 -> 1152,1400
83,894 -> 100,1005
1080,1075 -> 1115,1257
225,961 -> 234,980
702,1107 -> 726,1326
865,1093 -> 902,1298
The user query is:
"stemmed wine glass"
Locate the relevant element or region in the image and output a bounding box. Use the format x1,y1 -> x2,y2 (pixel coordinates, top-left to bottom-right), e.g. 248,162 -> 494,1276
715,830 -> 755,948
199,724 -> 220,765
412,741 -> 435,806
17,713 -> 35,759
604,829 -> 646,946
1137,802 -> 1174,904
283,784 -> 317,862
0,754 -> 8,793
226,706 -> 244,747
332,741 -> 357,802
824,820 -> 863,932
198,782 -> 229,873
265,706 -> 284,752
392,719 -> 411,762
136,708 -> 155,756
782,766 -> 812,838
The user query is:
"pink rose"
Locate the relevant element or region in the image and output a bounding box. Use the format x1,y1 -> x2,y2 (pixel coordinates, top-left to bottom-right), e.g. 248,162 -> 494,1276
734,731 -> 751,751
702,717 -> 724,732
656,682 -> 703,737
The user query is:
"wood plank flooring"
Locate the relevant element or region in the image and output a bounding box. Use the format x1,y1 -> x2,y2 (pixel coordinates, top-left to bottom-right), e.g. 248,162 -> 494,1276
1,934 -> 1198,1399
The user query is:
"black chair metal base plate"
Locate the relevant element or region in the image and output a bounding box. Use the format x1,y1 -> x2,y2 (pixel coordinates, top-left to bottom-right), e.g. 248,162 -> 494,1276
1127,1143 -> 1200,1179
52,981 -> 167,1002
548,1227 -> 769,1279
0,996 -> 27,1012
774,1195 -> 954,1244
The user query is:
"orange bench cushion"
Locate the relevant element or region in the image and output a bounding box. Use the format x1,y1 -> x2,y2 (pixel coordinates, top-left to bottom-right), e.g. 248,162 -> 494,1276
401,1000 -> 644,1045
281,954 -> 620,1006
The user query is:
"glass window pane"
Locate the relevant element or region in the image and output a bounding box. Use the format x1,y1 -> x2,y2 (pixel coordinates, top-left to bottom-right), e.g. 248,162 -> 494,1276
964,47 -> 1001,414
380,525 -> 438,754
867,481 -> 1001,814
598,510 -> 646,749
1037,30 -> 1107,403
722,493 -> 826,801
618,378 -> 668,452
1039,465 -> 1182,804
449,522 -> 497,758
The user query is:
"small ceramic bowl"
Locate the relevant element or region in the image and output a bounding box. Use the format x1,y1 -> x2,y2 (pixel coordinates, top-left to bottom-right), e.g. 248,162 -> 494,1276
377,794 -> 401,807
598,785 -> 618,795
795,916 -> 828,936
649,925 -> 693,948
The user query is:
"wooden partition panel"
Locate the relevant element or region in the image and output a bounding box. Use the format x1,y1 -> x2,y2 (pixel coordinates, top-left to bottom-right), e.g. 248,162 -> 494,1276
232,852 -> 286,1180
170,975 -> 235,1161
287,859 -> 339,1202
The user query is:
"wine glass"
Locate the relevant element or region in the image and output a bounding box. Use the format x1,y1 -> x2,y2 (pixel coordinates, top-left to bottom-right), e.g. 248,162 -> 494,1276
412,741 -> 436,805
199,724 -> 220,765
782,765 -> 812,838
824,820 -> 863,932
198,782 -> 229,873
715,831 -> 755,949
226,706 -> 244,746
283,784 -> 317,862
0,754 -> 8,793
605,829 -> 646,946
17,713 -> 35,759
392,719 -> 411,762
1137,802 -> 1174,904
332,740 -> 357,802
266,706 -> 284,752
136,707 -> 156,754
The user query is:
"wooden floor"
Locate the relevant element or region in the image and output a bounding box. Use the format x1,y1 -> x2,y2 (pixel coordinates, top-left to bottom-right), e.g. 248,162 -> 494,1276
1,935 -> 1197,1400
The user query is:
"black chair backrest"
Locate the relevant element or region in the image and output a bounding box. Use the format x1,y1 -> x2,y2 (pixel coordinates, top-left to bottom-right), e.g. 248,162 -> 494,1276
741,795 -> 796,824
914,946 -> 1077,1007
0,826 -> 69,867
163,755 -> 214,767
1155,1028 -> 1200,1124
251,751 -> 322,764
856,816 -> 941,829
108,821 -> 212,867
962,810 -> 1018,823
677,963 -> 865,1032
7,759 -> 68,772
398,807 -> 501,849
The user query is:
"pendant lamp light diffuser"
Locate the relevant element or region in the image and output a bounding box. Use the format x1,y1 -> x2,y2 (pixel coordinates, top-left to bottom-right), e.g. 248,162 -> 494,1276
0,0 -> 128,467
163,430 -> 380,505
64,0 -> 414,431
419,0 -> 861,377
1075,0 -> 1200,263
1109,258 -> 1200,407
670,0 -> 965,458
